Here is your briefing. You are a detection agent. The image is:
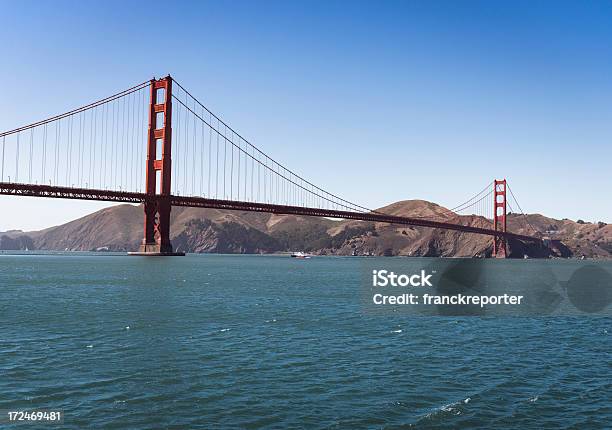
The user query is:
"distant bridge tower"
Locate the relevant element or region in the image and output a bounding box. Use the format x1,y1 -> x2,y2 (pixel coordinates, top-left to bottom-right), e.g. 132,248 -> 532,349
136,75 -> 182,255
493,179 -> 507,258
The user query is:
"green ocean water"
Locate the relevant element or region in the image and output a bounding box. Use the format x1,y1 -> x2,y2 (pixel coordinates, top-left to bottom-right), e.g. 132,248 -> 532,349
0,253 -> 610,429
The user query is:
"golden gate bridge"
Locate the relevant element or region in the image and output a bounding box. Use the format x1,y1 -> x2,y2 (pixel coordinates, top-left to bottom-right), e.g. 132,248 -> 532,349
0,76 -> 541,257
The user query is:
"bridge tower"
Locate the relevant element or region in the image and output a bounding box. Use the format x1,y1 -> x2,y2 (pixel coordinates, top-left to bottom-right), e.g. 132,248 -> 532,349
492,179 -> 507,258
135,75 -> 183,256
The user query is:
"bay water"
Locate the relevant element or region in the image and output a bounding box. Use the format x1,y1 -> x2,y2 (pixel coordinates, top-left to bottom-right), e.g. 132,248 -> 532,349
0,253 -> 610,429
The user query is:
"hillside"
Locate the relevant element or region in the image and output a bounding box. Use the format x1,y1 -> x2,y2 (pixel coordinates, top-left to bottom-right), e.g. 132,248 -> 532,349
1,201 -> 609,258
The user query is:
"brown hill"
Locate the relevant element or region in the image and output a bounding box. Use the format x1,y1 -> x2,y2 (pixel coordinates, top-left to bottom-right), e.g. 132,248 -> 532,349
1,201 -> 610,258
29,204 -> 143,251
506,213 -> 611,258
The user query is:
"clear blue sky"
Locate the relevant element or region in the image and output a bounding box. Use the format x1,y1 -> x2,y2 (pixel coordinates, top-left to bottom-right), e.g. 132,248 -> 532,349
0,0 -> 611,231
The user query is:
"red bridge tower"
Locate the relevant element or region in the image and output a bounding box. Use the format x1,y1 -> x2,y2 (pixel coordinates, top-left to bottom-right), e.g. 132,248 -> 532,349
134,76 -> 183,256
493,179 -> 507,258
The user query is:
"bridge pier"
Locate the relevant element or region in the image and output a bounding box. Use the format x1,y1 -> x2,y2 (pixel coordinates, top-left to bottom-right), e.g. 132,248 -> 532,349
130,198 -> 182,255
130,75 -> 184,256
493,236 -> 507,258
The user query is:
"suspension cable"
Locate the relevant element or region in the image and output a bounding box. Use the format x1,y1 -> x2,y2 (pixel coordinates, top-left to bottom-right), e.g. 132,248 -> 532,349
172,79 -> 372,213
0,80 -> 151,139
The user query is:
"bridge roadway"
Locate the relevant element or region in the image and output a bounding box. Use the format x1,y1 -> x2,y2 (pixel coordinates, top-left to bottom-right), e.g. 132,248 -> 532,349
0,182 -> 540,243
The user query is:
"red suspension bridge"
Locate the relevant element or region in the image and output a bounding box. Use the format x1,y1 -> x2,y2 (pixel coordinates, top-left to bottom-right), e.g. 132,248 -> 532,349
0,76 -> 541,257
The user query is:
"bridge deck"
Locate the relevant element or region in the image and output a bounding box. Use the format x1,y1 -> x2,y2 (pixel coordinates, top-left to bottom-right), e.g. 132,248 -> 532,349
0,183 -> 539,243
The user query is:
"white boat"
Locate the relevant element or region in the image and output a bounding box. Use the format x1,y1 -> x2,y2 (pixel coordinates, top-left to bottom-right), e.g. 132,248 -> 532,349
291,251 -> 311,259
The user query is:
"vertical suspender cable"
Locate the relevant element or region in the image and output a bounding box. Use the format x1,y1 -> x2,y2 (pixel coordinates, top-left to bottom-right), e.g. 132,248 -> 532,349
88,107 -> 93,188
121,96 -> 126,189
89,108 -> 94,187
1,136 -> 4,182
15,132 -> 20,183
125,93 -> 130,190
101,104 -> 106,188
215,118 -> 219,199
78,114 -> 83,186
208,112 -> 212,197
223,125 -> 227,198
110,102 -> 115,189
257,150 -> 260,202
192,101 -> 196,195
184,91 -> 189,195
230,131 -> 234,199
28,129 -> 33,183
237,135 -> 240,200
42,124 -> 47,183
200,106 -> 204,196
131,91 -> 136,191
175,102 -> 180,194
54,121 -> 59,185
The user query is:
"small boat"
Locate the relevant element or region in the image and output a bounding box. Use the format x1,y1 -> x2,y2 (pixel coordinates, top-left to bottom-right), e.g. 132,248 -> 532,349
291,251 -> 311,259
